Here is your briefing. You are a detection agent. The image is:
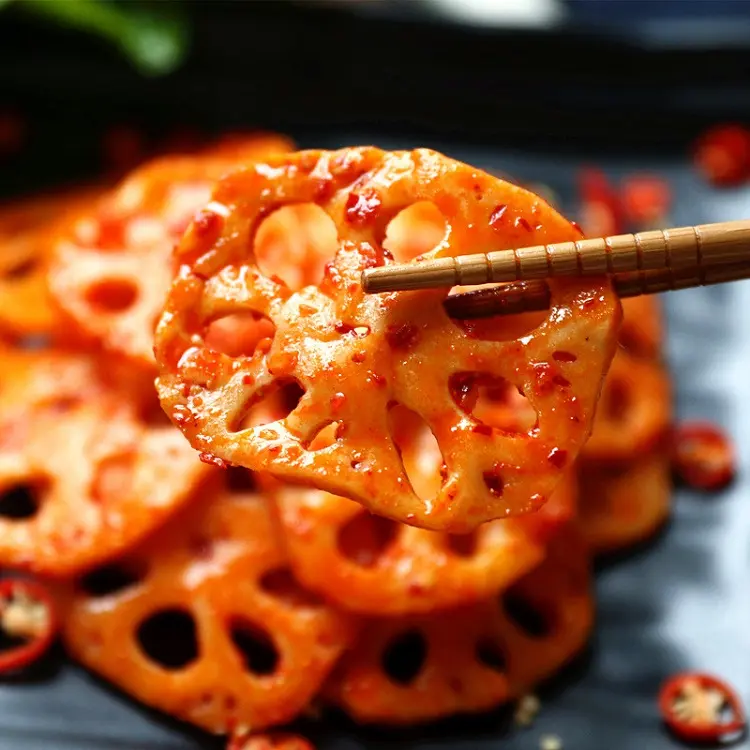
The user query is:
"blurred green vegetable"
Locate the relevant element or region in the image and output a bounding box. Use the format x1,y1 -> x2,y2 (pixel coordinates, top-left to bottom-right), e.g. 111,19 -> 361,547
2,0 -> 190,75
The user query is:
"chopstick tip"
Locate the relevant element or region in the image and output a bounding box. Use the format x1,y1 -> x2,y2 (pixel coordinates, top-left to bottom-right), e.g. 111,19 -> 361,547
361,267 -> 376,294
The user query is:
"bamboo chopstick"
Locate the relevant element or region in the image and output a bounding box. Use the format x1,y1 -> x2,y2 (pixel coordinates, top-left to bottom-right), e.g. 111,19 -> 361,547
362,220 -> 750,293
442,261 -> 750,319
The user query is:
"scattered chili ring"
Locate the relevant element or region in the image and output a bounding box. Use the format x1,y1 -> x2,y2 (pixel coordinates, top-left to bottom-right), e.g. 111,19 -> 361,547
0,578 -> 57,674
621,174 -> 672,227
577,167 -> 623,237
693,124 -> 750,188
671,422 -> 736,491
659,672 -> 746,744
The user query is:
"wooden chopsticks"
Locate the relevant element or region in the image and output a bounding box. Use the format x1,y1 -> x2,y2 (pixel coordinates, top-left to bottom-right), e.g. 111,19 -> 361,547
363,220 -> 750,291
443,261 -> 750,319
362,221 -> 750,314
360,219 -> 750,318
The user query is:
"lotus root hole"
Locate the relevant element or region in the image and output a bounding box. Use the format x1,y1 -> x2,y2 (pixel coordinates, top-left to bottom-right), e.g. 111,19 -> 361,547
383,201 -> 447,262
305,421 -> 342,451
337,512 -> 398,568
449,307 -> 547,342
381,629 -> 427,686
0,480 -> 48,520
230,379 -> 305,433
136,608 -> 199,669
79,562 -> 146,598
85,278 -> 139,313
388,403 -> 444,499
502,592 -> 551,638
229,618 -> 279,676
204,312 -> 276,359
450,372 -> 537,435
475,638 -> 507,673
553,350 -> 578,363
225,467 -> 258,494
602,377 -> 632,422
445,531 -> 479,558
254,204 -> 337,290
483,468 -> 505,498
259,567 -> 324,608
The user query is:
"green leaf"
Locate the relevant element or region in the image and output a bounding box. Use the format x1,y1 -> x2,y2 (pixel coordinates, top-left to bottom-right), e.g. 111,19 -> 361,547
9,0 -> 189,75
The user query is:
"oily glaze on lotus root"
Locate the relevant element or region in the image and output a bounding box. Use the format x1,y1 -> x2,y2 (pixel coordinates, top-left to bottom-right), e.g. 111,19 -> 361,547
155,147 -> 621,531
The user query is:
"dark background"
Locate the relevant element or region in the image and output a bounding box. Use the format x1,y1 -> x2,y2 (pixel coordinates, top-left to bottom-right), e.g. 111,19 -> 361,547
0,1 -> 749,748
3,0 -> 750,198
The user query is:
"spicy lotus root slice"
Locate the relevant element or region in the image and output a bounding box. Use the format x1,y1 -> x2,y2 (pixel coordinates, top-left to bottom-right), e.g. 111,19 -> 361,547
48,134 -> 294,371
274,400 -> 577,615
57,473 -> 357,735
582,292 -> 670,463
578,451 -> 671,554
325,524 -> 593,724
0,347 -> 211,576
578,297 -> 672,550
155,147 -> 621,531
0,185 -> 101,342
581,347 -> 671,464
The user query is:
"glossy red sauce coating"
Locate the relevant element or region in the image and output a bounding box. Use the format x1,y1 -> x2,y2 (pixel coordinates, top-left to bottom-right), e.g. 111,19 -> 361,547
385,323 -> 419,351
199,452 -> 230,469
330,393 -> 347,411
193,208 -> 224,237
154,147 -> 620,531
547,448 -> 568,468
514,216 -> 532,231
489,204 -> 508,228
345,192 -> 382,226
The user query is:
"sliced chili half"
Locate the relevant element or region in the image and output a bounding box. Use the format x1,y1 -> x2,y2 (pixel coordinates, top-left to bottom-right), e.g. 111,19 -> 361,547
671,422 -> 736,491
659,672 -> 746,744
0,578 -> 57,674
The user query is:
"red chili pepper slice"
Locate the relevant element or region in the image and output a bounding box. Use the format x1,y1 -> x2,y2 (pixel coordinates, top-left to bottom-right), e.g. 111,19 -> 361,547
671,422 -> 736,491
621,174 -> 672,227
693,124 -> 750,188
577,167 -> 623,237
659,672 -> 746,743
0,578 -> 57,673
